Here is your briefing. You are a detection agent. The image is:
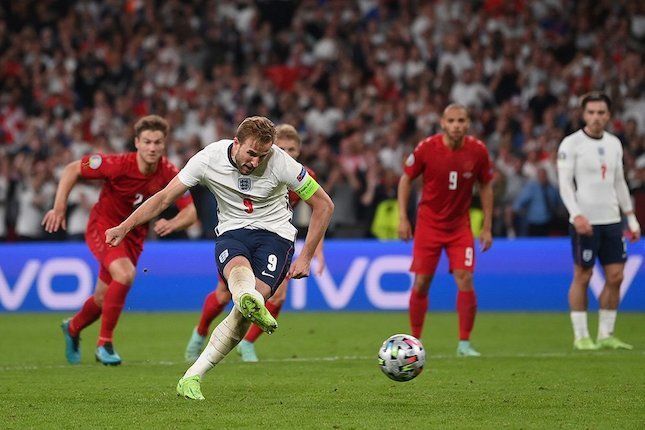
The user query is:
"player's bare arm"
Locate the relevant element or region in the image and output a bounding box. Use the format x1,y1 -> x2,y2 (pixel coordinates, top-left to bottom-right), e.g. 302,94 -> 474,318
479,181 -> 494,251
288,187 -> 334,279
106,175 -> 189,246
153,202 -> 198,237
42,160 -> 82,233
397,173 -> 413,241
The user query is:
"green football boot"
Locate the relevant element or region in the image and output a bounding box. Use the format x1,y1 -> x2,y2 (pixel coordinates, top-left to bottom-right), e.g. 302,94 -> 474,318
596,336 -> 633,350
176,375 -> 205,400
237,340 -> 259,362
184,328 -> 206,363
238,293 -> 277,334
573,337 -> 599,351
457,340 -> 481,357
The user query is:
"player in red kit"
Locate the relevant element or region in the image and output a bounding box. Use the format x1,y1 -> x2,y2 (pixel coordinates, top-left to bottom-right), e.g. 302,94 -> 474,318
183,124 -> 325,363
398,104 -> 493,357
42,115 -> 197,365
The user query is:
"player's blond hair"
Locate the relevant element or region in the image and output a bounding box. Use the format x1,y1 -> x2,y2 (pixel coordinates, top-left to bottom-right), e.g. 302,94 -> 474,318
236,116 -> 276,146
134,115 -> 170,138
275,124 -> 301,147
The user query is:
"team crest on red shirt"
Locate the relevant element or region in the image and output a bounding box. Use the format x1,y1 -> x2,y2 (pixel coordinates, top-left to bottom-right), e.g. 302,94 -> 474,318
405,154 -> 415,166
238,178 -> 252,191
89,154 -> 102,169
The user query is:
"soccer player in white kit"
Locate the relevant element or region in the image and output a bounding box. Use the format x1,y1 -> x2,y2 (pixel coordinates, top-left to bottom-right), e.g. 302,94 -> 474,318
557,92 -> 641,351
105,117 -> 334,399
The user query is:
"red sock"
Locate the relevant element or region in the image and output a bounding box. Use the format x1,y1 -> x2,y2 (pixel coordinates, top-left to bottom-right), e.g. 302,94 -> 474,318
69,296 -> 102,337
196,292 -> 227,336
457,290 -> 477,341
98,281 -> 130,346
244,301 -> 282,343
409,289 -> 429,339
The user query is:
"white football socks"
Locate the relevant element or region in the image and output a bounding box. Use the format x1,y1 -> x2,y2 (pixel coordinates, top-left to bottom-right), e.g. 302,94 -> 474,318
184,307 -> 251,378
597,309 -> 617,340
570,311 -> 590,341
227,266 -> 264,312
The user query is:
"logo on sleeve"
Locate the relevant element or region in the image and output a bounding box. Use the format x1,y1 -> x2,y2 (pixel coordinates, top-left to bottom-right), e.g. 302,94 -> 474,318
238,178 -> 252,191
405,154 -> 415,166
89,154 -> 103,169
297,167 -> 306,182
558,151 -> 566,160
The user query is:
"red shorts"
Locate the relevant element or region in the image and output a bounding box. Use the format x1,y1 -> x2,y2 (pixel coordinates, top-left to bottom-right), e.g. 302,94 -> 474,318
85,219 -> 142,284
410,224 -> 475,274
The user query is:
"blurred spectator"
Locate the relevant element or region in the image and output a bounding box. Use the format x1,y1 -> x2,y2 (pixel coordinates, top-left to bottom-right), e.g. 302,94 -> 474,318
512,167 -> 562,236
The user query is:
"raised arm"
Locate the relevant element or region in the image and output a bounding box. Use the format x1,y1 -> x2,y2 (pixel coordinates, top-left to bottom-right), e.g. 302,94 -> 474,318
105,175 -> 189,246
397,173 -> 413,241
42,160 -> 82,233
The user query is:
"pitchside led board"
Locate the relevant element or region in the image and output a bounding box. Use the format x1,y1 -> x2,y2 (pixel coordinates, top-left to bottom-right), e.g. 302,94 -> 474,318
0,239 -> 642,312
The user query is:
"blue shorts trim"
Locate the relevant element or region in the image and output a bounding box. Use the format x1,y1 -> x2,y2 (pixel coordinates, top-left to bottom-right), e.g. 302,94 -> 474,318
570,222 -> 627,268
214,228 -> 294,294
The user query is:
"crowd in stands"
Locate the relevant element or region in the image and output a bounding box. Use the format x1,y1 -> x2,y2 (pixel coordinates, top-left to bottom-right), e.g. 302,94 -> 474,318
0,0 -> 644,241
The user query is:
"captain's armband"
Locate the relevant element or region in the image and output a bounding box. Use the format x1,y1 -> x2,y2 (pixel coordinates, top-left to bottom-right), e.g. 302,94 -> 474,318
294,176 -> 320,201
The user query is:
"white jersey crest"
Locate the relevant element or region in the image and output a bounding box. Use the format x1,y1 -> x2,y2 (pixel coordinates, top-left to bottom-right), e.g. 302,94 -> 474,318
178,139 -> 310,241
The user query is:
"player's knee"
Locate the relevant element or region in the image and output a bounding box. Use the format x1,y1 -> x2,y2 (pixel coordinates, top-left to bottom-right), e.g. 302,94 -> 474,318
112,268 -> 135,285
454,270 -> 473,291
606,271 -> 623,288
413,276 -> 432,294
573,266 -> 593,284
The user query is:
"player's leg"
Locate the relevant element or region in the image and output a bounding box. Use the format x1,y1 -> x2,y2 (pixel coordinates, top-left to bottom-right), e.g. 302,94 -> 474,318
409,227 -> 440,339
596,224 -> 631,349
568,225 -> 598,350
238,278 -> 288,362
178,258 -> 270,400
185,279 -> 232,363
446,229 -> 480,357
61,268 -> 110,364
95,257 -> 137,365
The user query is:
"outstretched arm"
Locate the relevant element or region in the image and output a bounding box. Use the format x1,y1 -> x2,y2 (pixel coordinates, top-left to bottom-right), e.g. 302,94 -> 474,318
105,175 -> 189,246
42,160 -> 82,233
288,187 -> 334,279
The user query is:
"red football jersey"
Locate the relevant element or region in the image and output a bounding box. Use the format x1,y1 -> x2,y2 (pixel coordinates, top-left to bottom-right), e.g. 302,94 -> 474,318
288,166 -> 317,208
404,134 -> 493,230
80,152 -> 193,243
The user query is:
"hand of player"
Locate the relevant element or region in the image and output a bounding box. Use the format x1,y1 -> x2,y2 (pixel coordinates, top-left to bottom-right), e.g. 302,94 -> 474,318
573,215 -> 593,236
41,208 -> 66,233
153,218 -> 175,237
105,225 -> 127,247
287,255 -> 311,280
398,218 -> 413,242
313,248 -> 326,276
626,214 -> 641,243
479,229 -> 493,252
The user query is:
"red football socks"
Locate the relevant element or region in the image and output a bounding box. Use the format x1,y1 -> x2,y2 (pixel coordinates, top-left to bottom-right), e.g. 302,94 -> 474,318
457,290 -> 477,341
196,292 -> 227,336
98,281 -> 131,346
69,296 -> 102,338
409,289 -> 429,339
244,301 -> 282,343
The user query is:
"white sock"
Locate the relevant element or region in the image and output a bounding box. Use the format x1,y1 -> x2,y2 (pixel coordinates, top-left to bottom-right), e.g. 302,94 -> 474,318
597,309 -> 617,340
227,266 -> 264,312
570,311 -> 590,341
184,308 -> 251,378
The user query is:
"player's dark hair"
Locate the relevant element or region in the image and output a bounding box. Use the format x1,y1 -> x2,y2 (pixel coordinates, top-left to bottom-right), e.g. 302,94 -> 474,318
275,124 -> 301,147
580,91 -> 612,112
134,115 -> 170,138
236,116 -> 276,146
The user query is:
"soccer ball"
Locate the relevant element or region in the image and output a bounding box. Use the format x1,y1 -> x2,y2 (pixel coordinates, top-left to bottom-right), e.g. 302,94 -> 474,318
378,334 -> 426,382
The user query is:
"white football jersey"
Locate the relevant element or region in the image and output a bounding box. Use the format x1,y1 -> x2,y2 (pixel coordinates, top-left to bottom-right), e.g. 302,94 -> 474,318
178,139 -> 310,241
557,129 -> 628,225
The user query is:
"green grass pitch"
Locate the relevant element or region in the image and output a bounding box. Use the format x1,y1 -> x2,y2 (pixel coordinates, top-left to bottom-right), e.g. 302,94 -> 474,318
1,312 -> 643,429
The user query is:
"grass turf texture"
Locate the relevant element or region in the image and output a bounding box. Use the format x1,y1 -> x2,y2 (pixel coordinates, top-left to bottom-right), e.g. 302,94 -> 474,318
1,312 -> 643,429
